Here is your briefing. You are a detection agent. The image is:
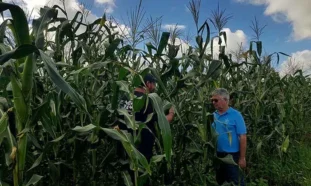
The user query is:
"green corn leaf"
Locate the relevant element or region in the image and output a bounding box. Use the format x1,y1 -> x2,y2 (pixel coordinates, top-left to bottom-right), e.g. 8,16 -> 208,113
0,44 -> 37,65
25,174 -> 43,186
28,134 -> 42,149
219,53 -> 230,70
72,124 -> 96,133
122,171 -> 133,186
70,11 -> 83,33
249,41 -> 254,54
156,32 -> 170,56
150,154 -> 165,164
101,128 -> 128,142
206,60 -> 222,78
256,41 -> 262,56
220,31 -> 227,46
148,93 -> 172,164
10,74 -> 28,130
40,115 -> 56,138
149,68 -> 169,96
146,42 -> 157,55
32,6 -> 58,49
281,135 -> 290,153
0,43 -> 10,55
195,36 -> 203,50
278,52 -> 291,57
217,154 -> 237,165
116,81 -> 131,94
131,144 -> 151,174
228,132 -> 232,146
0,2 -> 30,46
27,153 -> 43,171
39,50 -> 87,112
118,108 -> 135,129
201,21 -> 211,58
0,112 -> 8,136
52,5 -> 67,17
0,19 -> 10,43
133,95 -> 146,112
51,133 -> 66,143
21,54 -> 35,101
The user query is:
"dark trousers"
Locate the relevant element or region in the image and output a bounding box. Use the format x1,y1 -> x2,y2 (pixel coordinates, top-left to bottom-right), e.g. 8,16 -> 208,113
216,152 -> 245,186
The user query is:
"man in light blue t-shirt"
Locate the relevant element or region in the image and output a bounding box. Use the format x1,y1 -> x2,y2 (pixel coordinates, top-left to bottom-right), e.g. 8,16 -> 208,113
211,88 -> 247,186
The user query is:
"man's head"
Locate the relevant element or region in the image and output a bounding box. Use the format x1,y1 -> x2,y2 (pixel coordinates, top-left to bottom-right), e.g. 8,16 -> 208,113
211,88 -> 230,112
143,73 -> 157,93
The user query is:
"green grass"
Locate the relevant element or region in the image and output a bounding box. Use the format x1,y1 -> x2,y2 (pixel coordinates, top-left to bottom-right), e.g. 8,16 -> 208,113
298,144 -> 311,186
247,141 -> 311,186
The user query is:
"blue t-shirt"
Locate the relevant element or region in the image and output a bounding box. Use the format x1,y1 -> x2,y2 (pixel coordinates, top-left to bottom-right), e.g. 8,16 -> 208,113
212,107 -> 247,153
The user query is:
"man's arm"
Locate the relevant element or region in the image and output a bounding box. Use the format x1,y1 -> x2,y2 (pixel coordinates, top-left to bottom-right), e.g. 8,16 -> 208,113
239,134 -> 247,168
166,107 -> 174,123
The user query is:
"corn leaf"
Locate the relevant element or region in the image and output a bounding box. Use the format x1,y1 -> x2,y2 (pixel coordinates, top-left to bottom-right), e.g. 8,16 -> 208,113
101,128 -> 128,142
10,74 -> 27,129
0,19 -> 10,43
0,112 -> 8,135
116,81 -> 131,94
217,154 -> 237,165
32,6 -> 58,49
51,133 -> 66,143
27,153 -> 43,172
206,60 -> 222,78
0,2 -> 30,46
0,44 -> 37,65
39,50 -> 87,111
72,124 -> 96,133
148,93 -> 172,164
156,32 -> 170,56
118,108 -> 135,129
122,171 -> 133,186
281,135 -> 290,153
25,174 -> 43,186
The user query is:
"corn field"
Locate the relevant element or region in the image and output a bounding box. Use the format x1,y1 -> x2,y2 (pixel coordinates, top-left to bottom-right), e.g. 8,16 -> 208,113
0,1 -> 311,186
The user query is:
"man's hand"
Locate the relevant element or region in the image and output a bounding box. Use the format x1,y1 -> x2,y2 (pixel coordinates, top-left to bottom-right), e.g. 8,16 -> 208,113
166,106 -> 175,123
113,125 -> 120,131
238,157 -> 246,169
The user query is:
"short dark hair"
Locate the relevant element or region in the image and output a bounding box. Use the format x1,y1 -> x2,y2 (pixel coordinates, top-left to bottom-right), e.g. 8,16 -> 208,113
143,73 -> 156,83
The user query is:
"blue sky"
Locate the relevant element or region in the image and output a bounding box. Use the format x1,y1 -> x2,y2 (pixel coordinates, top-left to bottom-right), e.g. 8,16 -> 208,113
90,0 -> 311,74
11,0 -> 311,75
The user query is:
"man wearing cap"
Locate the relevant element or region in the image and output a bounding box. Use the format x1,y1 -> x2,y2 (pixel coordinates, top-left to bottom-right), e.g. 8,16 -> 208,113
116,73 -> 174,185
117,73 -> 174,160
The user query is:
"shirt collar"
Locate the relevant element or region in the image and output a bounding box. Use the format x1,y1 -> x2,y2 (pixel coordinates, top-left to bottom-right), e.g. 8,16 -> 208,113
215,107 -> 232,116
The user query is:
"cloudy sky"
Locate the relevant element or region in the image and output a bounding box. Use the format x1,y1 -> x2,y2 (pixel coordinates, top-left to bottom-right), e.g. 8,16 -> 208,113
4,0 -> 311,75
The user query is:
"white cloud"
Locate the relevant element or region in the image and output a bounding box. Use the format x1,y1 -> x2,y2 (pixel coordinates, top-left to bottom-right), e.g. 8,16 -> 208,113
206,28 -> 248,59
95,0 -> 115,3
163,24 -> 186,31
279,50 -> 311,76
95,0 -> 116,13
235,0 -> 311,41
5,0 -> 116,17
221,28 -> 247,53
3,0 -> 126,37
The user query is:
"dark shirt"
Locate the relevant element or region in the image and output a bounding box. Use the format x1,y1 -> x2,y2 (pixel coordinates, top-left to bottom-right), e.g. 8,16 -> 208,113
119,91 -> 158,160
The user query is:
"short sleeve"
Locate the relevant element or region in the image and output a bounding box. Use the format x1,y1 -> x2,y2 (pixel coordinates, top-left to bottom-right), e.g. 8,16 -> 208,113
235,112 -> 247,135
